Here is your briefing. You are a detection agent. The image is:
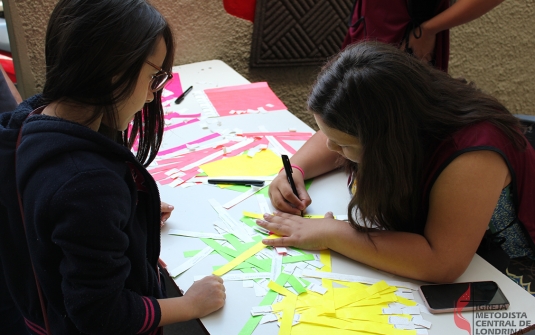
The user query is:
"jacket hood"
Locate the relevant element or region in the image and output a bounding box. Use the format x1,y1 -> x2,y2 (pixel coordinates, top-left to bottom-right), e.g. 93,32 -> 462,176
0,94 -> 137,194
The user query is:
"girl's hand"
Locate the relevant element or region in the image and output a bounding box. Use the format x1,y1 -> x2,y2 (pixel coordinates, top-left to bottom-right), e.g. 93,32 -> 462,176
257,211 -> 336,250
160,201 -> 174,227
407,24 -> 436,63
268,170 -> 311,215
183,275 -> 226,318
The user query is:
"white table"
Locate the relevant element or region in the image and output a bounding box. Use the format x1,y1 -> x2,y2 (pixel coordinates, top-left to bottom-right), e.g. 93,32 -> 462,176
158,60 -> 535,335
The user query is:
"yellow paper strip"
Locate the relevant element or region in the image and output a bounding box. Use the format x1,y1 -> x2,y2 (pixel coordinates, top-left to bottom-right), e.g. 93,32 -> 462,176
212,235 -> 279,276
319,249 -> 335,316
267,280 -> 296,297
242,211 -> 264,219
279,295 -> 297,335
395,295 -> 418,307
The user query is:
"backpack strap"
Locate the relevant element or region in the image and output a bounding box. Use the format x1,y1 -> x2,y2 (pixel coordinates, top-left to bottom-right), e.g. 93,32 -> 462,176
15,109 -> 51,335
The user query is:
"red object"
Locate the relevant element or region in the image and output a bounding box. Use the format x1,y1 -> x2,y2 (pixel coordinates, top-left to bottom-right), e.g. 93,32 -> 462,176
223,0 -> 256,22
0,50 -> 16,83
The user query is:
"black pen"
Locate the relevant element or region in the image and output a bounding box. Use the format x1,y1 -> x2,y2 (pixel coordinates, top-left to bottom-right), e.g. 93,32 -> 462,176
208,179 -> 265,187
174,85 -> 193,104
281,154 -> 303,216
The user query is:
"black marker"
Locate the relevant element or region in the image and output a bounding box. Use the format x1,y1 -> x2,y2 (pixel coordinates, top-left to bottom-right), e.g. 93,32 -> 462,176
174,85 -> 193,104
281,155 -> 303,216
207,179 -> 265,187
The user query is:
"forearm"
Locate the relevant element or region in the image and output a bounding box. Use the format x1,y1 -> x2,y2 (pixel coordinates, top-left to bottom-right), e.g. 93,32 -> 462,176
422,0 -> 504,35
157,296 -> 196,326
324,221 -> 469,283
290,130 -> 343,179
0,65 -> 21,104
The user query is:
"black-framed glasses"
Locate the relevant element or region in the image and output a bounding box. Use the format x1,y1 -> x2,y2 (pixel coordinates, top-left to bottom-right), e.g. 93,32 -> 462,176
145,60 -> 173,92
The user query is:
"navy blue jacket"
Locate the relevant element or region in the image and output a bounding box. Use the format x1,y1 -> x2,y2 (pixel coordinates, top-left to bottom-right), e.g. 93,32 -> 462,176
0,95 -> 164,334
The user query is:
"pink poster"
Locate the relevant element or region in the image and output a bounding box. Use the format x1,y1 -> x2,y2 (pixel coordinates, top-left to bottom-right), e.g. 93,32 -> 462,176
204,82 -> 287,117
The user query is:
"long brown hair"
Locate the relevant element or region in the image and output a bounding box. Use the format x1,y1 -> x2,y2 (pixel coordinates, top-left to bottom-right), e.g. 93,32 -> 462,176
308,42 -> 525,233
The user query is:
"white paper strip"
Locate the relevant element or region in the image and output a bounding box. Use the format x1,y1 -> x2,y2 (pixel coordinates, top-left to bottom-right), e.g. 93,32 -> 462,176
243,280 -> 255,288
307,283 -> 328,295
209,199 -> 253,242
301,270 -> 419,291
397,291 -> 415,300
383,308 -> 404,315
412,316 -> 432,329
169,246 -> 214,277
305,260 -> 324,269
258,126 -> 291,156
222,272 -> 271,281
402,307 -> 421,315
251,305 -> 272,316
389,316 -> 410,325
222,183 -> 270,209
168,229 -> 225,240
282,264 -> 297,276
270,252 -> 283,281
253,282 -> 268,297
256,194 -> 271,213
260,313 -> 278,324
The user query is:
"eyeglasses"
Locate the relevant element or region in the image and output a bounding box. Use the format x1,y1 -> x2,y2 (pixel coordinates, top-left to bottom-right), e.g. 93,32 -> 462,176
145,60 -> 173,92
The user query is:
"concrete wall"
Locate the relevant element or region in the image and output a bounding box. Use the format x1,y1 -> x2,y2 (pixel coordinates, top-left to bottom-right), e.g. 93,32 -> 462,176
5,0 -> 534,129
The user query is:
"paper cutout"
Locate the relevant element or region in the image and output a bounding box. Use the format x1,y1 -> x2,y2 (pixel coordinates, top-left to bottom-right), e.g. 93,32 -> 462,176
168,229 -> 225,240
204,82 -> 287,117
200,149 -> 282,177
212,235 -> 279,276
157,133 -> 221,157
169,246 -> 213,277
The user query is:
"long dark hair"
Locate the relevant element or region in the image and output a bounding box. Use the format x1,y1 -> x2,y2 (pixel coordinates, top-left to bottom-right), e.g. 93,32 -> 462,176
42,0 -> 174,166
308,42 -> 525,233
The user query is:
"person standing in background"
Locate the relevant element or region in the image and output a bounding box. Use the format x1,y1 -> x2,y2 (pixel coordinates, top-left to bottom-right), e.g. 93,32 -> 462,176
343,0 -> 504,72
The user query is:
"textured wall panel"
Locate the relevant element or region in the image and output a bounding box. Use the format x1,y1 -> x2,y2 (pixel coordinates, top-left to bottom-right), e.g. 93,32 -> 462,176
250,0 -> 352,67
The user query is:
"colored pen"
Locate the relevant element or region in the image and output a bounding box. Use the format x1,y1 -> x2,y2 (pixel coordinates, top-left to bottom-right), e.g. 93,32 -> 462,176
208,179 -> 265,187
174,85 -> 193,104
281,154 -> 302,216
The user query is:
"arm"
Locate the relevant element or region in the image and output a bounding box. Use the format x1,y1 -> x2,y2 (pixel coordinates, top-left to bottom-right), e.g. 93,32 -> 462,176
46,170 -> 223,333
157,275 -> 225,325
409,0 -> 504,61
261,150 -> 510,282
0,64 -> 21,112
269,130 -> 344,214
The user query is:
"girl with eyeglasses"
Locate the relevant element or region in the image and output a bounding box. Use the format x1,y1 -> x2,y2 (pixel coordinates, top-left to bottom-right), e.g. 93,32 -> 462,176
0,0 -> 225,333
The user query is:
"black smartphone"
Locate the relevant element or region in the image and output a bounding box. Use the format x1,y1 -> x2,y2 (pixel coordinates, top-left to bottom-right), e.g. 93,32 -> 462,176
419,281 -> 510,314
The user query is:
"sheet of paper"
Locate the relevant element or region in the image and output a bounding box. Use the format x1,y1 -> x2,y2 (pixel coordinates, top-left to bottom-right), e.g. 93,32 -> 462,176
200,149 -> 282,177
204,82 -> 287,117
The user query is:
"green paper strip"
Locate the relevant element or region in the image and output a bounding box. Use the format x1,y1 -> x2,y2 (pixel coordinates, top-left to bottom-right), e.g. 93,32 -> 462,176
201,238 -> 271,273
238,290 -> 278,335
287,275 -> 307,295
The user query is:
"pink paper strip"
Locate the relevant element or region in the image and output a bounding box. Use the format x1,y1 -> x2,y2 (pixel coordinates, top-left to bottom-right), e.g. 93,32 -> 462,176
204,82 -> 287,117
277,138 -> 297,155
240,132 -> 312,138
157,133 -> 221,156
163,118 -> 200,132
164,112 -> 201,120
